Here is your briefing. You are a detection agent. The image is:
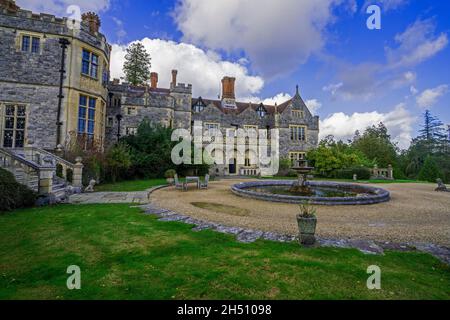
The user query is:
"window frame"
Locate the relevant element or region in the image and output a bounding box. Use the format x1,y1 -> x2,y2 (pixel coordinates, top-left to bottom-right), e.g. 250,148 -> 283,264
20,34 -> 41,54
289,152 -> 306,165
0,103 -> 27,148
292,110 -> 304,118
78,95 -> 96,138
289,125 -> 307,142
81,48 -> 100,79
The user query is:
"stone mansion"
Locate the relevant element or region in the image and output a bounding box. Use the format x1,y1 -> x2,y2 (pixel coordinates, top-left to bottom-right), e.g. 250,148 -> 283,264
0,0 -> 319,177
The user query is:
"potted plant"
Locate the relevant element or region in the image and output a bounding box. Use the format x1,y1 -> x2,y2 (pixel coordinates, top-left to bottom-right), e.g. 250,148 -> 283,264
165,169 -> 176,185
296,201 -> 317,245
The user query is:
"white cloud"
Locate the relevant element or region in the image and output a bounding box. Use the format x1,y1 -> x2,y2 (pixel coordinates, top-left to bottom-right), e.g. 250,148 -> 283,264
174,0 -> 353,77
262,93 -> 292,106
410,86 -> 418,95
386,19 -> 448,69
110,38 -> 264,99
416,85 -> 449,108
320,104 -> 416,149
112,17 -> 126,43
305,99 -> 322,115
362,0 -> 408,11
16,0 -> 110,16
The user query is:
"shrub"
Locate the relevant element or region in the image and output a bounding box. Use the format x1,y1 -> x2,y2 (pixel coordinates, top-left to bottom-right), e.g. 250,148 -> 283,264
418,156 -> 443,182
334,167 -> 371,180
0,168 -> 37,212
164,169 -> 176,179
105,142 -> 132,183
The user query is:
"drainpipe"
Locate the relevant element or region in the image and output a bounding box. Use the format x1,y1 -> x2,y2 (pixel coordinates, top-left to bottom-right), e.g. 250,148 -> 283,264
56,38 -> 71,149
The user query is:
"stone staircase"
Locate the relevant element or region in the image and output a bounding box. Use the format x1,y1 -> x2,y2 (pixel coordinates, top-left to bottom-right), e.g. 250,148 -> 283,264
0,147 -> 83,204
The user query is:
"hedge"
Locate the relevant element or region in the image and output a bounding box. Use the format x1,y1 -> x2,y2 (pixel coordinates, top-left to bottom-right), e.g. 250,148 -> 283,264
0,168 -> 37,212
333,167 -> 371,180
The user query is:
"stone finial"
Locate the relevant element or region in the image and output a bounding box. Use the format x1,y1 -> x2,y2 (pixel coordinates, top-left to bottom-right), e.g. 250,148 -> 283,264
0,0 -> 19,13
435,179 -> 449,192
82,12 -> 101,34
75,156 -> 83,164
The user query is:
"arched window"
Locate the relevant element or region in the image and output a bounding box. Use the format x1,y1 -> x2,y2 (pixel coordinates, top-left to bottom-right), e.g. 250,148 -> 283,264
256,103 -> 267,117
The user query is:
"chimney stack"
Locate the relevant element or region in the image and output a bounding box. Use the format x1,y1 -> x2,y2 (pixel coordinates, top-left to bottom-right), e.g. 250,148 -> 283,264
171,69 -> 178,88
0,0 -> 19,13
82,12 -> 101,34
221,77 -> 236,100
150,72 -> 158,89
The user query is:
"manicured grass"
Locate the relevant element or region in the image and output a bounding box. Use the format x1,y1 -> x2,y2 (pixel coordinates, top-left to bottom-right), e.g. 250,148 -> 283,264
0,204 -> 448,300
94,178 -> 167,192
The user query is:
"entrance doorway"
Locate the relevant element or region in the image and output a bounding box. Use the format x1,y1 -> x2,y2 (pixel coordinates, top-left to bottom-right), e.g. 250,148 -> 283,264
229,158 -> 237,175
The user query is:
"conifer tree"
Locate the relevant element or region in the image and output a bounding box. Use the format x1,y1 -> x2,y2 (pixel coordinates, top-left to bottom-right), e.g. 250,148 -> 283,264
123,43 -> 151,86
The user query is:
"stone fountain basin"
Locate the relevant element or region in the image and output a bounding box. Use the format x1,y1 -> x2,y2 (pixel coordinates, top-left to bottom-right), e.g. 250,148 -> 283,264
231,180 -> 391,206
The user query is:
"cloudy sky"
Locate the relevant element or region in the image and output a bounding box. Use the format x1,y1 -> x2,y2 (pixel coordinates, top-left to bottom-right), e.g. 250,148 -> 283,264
16,0 -> 450,149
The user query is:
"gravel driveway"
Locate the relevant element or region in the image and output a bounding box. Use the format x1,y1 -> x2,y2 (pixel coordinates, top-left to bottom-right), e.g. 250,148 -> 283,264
151,179 -> 450,246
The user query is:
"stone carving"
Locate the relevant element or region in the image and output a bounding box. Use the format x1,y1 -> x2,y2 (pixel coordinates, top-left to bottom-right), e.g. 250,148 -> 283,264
435,179 -> 449,192
85,179 -> 96,193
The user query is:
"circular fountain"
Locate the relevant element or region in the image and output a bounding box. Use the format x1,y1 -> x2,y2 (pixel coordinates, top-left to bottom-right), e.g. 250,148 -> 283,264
231,160 -> 390,205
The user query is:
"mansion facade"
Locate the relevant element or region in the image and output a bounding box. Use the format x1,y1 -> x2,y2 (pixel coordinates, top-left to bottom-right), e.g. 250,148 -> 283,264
0,0 -> 319,176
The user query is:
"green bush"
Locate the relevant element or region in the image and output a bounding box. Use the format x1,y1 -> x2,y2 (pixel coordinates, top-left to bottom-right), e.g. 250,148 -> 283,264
418,156 -> 443,182
333,167 -> 371,180
0,168 -> 37,212
164,169 -> 176,178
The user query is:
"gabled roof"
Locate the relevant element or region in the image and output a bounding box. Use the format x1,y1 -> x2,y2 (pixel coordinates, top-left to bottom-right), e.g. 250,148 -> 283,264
192,98 -> 287,115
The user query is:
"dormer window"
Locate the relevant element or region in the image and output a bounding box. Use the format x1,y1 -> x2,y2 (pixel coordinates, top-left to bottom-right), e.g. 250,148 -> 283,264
193,98 -> 205,113
256,104 -> 267,117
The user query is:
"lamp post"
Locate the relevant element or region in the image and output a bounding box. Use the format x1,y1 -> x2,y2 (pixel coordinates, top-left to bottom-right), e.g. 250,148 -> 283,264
56,38 -> 70,149
116,114 -> 123,142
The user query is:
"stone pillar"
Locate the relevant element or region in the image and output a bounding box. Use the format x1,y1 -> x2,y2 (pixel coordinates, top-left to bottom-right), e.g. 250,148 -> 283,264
387,164 -> 394,180
73,157 -> 84,188
39,168 -> 54,195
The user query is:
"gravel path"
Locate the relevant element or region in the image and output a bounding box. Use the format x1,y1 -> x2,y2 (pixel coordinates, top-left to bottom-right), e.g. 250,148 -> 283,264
151,179 -> 450,246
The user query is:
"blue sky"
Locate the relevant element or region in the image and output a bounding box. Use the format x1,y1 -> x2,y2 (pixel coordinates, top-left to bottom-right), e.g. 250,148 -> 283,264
16,0 -> 450,148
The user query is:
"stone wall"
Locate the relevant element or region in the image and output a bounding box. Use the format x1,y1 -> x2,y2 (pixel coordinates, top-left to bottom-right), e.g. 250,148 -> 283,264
0,8 -> 110,150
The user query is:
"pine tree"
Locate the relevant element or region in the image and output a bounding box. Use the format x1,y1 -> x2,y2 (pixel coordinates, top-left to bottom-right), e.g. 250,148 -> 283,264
418,110 -> 446,141
123,43 -> 151,86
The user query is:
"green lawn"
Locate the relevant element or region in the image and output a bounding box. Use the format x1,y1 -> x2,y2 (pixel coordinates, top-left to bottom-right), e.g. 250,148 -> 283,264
94,178 -> 167,192
0,204 -> 448,300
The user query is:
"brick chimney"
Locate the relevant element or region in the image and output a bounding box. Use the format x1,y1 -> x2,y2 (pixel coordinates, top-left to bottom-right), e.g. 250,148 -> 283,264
0,0 -> 19,13
222,77 -> 236,100
82,12 -> 101,34
150,72 -> 158,89
171,69 -> 178,88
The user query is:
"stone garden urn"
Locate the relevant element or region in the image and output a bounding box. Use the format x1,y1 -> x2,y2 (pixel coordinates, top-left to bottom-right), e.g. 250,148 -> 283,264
296,202 -> 317,245
297,215 -> 317,245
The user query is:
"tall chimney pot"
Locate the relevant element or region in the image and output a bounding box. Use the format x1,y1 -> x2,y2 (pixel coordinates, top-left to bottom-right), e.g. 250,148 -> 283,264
82,12 -> 101,34
150,72 -> 158,89
221,77 -> 236,100
171,70 -> 178,87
